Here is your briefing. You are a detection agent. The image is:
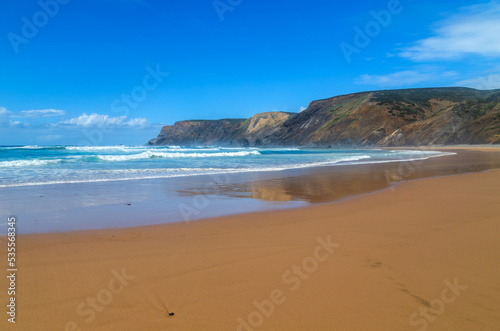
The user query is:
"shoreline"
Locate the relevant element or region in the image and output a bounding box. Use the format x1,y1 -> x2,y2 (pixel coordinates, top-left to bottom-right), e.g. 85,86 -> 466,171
1,146 -> 498,191
3,147 -> 500,234
1,151 -> 500,330
0,147 -> 451,190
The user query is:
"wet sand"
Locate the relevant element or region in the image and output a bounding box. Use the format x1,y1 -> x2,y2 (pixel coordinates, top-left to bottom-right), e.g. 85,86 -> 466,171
1,149 -> 500,330
3,148 -> 500,234
207,148 -> 500,204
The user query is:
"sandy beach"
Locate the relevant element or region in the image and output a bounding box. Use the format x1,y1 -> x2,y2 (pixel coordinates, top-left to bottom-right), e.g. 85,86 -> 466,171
5,0 -> 500,329
2,149 -> 500,330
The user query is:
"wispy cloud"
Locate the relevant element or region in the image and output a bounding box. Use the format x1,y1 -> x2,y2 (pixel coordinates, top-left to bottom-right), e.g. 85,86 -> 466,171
0,107 -> 151,130
9,120 -> 29,128
0,107 -> 12,116
0,107 -> 65,127
0,107 -> 14,127
60,113 -> 150,129
356,68 -> 457,87
18,109 -> 66,119
400,2 -> 500,61
455,72 -> 500,90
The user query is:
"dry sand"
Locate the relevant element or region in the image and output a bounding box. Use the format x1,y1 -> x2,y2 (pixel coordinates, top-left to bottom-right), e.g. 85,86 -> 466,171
2,152 -> 500,330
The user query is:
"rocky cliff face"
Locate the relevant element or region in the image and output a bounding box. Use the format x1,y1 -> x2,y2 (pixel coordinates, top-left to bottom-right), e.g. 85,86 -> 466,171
149,112 -> 295,147
148,119 -> 248,146
148,87 -> 500,147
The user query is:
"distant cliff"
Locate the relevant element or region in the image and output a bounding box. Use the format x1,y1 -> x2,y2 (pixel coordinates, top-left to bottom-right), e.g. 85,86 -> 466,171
148,112 -> 295,147
148,87 -> 500,147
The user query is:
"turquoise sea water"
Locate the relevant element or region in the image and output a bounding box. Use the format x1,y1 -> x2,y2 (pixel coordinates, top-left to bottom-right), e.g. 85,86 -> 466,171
0,145 -> 452,188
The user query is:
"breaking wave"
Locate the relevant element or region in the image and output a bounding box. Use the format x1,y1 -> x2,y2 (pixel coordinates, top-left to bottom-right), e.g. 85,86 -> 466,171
0,159 -> 63,167
96,150 -> 262,161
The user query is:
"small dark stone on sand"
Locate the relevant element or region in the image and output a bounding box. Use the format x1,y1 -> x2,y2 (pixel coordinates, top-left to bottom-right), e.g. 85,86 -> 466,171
168,313 -> 175,316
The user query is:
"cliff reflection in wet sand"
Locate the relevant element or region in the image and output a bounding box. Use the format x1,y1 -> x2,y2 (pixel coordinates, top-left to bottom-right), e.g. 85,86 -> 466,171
176,150 -> 500,204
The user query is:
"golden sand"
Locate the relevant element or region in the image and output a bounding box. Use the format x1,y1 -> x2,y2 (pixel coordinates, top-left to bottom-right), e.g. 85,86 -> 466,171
1,152 -> 500,330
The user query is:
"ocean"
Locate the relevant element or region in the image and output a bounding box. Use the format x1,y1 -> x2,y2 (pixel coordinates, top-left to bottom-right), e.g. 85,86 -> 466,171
0,145 -> 452,188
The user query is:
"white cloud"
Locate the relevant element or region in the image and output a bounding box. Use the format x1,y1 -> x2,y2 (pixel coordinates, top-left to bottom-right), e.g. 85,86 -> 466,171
356,69 -> 457,87
19,109 -> 66,118
0,107 -> 13,118
299,106 -> 307,112
0,107 -> 13,127
0,108 -> 151,130
125,117 -> 150,128
0,107 -> 66,127
455,73 -> 500,90
400,2 -> 500,61
60,113 -> 150,129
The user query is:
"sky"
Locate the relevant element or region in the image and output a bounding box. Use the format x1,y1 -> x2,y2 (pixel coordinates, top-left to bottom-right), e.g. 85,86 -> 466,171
1,0 -> 500,145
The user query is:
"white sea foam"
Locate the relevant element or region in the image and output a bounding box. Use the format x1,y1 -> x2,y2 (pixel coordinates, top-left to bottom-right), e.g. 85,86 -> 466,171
18,145 -> 43,149
1,145 -> 52,150
155,147 -> 221,152
0,152 -> 455,188
66,145 -> 226,153
96,150 -> 261,161
0,147 -> 455,188
282,155 -> 372,169
65,146 -> 144,152
0,159 -> 62,167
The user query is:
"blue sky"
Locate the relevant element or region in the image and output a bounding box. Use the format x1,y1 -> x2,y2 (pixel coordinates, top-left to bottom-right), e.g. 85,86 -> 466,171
1,0 -> 499,145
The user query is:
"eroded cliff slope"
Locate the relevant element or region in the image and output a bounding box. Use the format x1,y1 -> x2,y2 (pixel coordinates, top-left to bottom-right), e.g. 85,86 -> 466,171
149,88 -> 500,147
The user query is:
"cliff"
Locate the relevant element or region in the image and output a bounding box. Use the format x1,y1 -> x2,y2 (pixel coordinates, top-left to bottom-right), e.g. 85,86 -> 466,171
149,112 -> 296,147
148,87 -> 500,147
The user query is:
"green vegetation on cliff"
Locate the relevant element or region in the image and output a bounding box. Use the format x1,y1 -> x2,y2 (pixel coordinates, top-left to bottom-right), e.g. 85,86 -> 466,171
149,87 -> 500,147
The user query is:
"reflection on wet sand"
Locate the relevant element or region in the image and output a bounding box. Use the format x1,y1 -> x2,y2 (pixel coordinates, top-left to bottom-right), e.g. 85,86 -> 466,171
177,150 -> 500,204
